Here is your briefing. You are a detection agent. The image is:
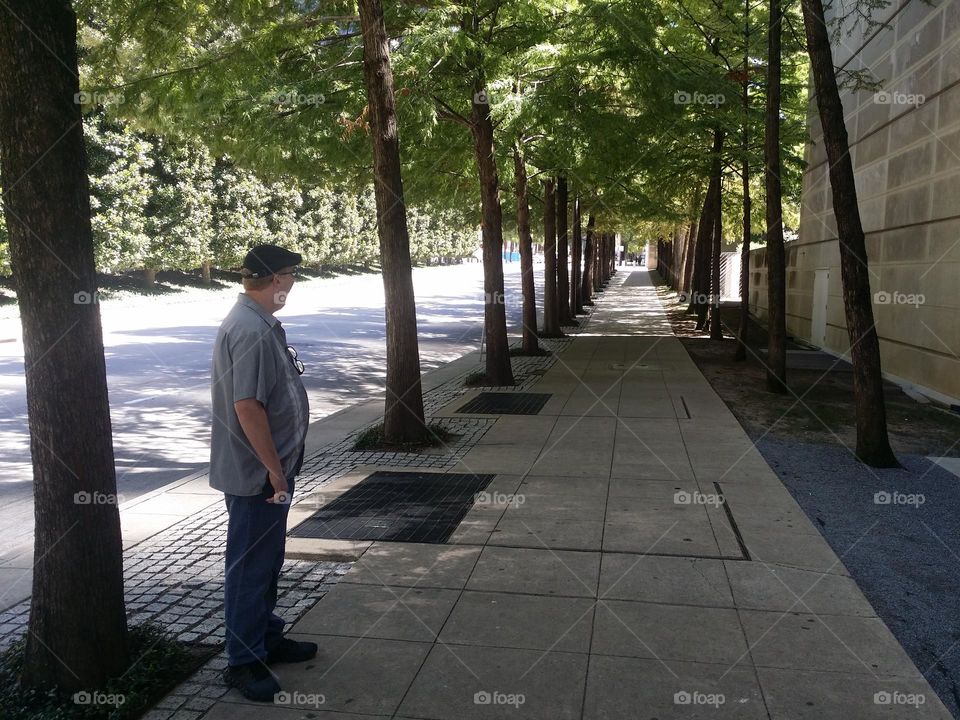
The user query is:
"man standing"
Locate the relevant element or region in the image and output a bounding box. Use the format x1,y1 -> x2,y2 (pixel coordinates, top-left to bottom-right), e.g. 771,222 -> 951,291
210,244 -> 315,701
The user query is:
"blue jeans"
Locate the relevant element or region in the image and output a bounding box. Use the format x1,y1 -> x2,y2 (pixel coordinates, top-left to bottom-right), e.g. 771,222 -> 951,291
223,477 -> 294,666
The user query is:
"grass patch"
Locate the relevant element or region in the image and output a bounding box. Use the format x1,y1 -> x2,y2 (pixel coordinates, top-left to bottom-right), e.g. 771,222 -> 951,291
351,421 -> 457,452
0,623 -> 217,720
462,371 -> 492,387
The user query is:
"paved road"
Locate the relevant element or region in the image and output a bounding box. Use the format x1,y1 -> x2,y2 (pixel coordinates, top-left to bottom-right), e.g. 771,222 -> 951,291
0,260 -> 549,551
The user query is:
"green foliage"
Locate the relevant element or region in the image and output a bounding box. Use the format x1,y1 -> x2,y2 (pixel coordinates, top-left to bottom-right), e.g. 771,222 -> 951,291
0,624 -> 208,720
60,115 -> 478,276
209,160 -> 271,269
0,195 -> 9,275
143,136 -> 216,270
86,116 -> 153,272
60,0 -> 814,276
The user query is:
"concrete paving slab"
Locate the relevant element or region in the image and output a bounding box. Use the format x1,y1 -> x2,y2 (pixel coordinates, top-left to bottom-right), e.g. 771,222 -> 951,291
602,516 -> 724,557
0,543 -> 33,569
451,445 -> 541,474
733,508 -> 834,537
498,491 -> 607,519
284,536 -> 372,562
0,567 -> 32,611
398,644 -> 588,720
593,600 -> 748,665
235,635 -> 431,716
604,480 -> 705,506
474,415 -> 557,446
743,531 -> 852,575
518,475 -> 609,497
438,590 -> 595,653
724,561 -> 877,616
583,655 -> 768,720
466,546 -> 600,597
204,703 -> 388,719
609,446 -> 695,482
120,490 -> 222,516
757,667 -> 954,719
292,583 -> 459,642
447,502 -> 506,546
120,511 -> 188,547
488,516 -> 605,551
344,542 -> 482,589
164,476 -> 221,495
741,610 -> 923,677
559,397 -> 622,419
598,554 -> 734,606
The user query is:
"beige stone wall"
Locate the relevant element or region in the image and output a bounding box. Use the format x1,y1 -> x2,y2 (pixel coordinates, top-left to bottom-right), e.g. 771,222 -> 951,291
750,0 -> 960,403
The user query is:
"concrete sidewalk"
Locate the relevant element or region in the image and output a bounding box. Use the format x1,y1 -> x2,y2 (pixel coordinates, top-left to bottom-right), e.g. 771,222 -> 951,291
199,270 -> 952,719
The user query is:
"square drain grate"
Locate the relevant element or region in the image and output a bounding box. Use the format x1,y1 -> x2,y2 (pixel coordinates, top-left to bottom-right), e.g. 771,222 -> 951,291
455,391 -> 551,415
289,471 -> 496,544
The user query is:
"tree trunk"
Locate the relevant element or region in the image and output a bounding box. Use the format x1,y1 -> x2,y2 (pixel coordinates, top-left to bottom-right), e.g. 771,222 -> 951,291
541,178 -> 562,336
592,232 -> 600,292
593,232 -> 607,286
604,235 -> 611,280
601,234 -> 606,282
600,234 -> 608,285
592,233 -> 599,290
512,141 -> 539,353
689,188 -> 710,316
800,0 -> 898,467
143,268 -> 157,285
709,175 -> 724,340
556,176 -> 573,325
681,219 -> 698,294
692,133 -> 723,328
735,18 -> 752,362
765,0 -> 788,393
572,195 -> 584,314
581,213 -> 595,305
201,259 -> 212,283
470,84 -> 514,385
0,0 -> 128,690
358,0 -> 428,441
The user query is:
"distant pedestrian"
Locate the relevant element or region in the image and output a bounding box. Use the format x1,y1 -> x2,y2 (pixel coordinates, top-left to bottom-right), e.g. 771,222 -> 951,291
209,243 -> 315,701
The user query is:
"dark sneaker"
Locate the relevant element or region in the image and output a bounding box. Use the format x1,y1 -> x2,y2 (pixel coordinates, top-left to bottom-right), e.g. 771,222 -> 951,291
223,660 -> 281,702
266,637 -> 318,664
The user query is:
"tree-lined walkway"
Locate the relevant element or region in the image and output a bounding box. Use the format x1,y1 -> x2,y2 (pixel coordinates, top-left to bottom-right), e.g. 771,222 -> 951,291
194,270 -> 950,720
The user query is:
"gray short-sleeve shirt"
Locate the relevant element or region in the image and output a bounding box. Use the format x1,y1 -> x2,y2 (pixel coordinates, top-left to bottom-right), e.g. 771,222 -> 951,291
209,293 -> 310,496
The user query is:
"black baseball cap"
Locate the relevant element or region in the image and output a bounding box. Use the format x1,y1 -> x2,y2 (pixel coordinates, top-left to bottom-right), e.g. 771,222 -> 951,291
241,244 -> 302,278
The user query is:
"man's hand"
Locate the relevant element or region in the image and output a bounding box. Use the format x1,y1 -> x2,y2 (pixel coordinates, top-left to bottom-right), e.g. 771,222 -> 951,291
267,471 -> 290,504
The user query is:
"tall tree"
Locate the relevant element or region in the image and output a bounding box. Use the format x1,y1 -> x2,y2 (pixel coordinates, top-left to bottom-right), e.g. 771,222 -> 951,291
513,140 -> 540,353
709,170 -> 724,340
765,0 -> 788,392
581,212 -> 596,306
735,0 -> 753,361
358,0 -> 428,442
0,0 -> 128,689
691,134 -> 723,330
469,82 -> 514,384
556,175 -> 573,325
542,177 -> 562,336
571,194 -> 584,314
800,0 -> 898,466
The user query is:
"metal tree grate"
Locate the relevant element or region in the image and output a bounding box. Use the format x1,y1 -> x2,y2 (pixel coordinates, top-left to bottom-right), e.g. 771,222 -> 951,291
289,471 -> 496,544
455,391 -> 552,415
